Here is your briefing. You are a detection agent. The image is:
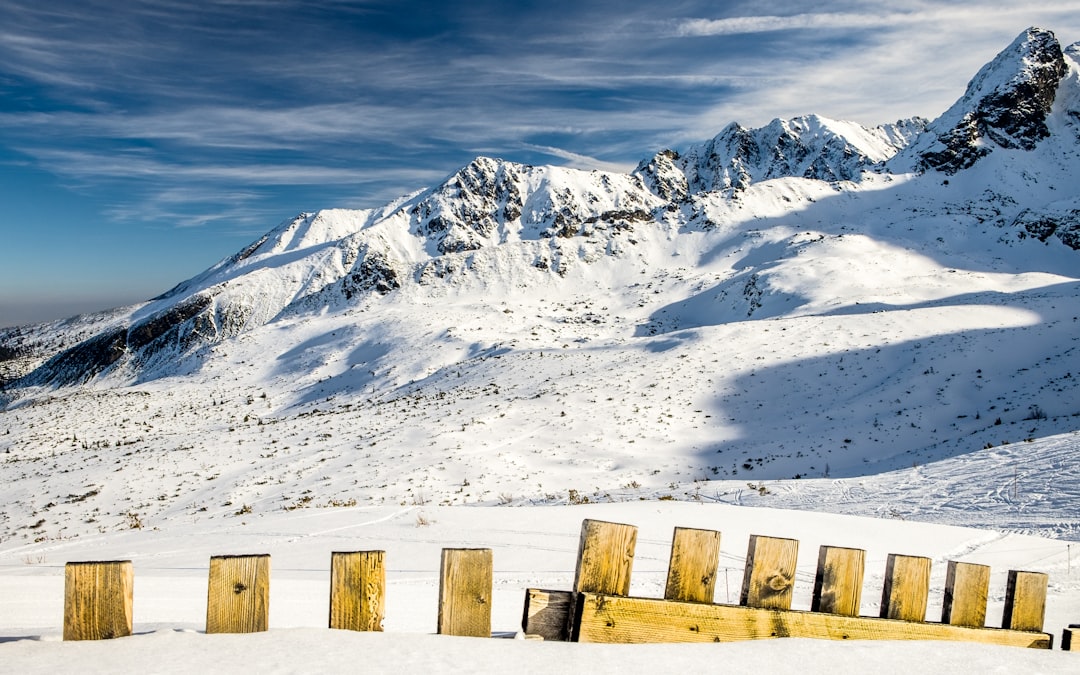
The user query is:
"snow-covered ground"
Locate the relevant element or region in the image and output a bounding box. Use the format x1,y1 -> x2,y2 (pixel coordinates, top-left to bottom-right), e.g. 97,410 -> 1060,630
2,502 -> 1078,672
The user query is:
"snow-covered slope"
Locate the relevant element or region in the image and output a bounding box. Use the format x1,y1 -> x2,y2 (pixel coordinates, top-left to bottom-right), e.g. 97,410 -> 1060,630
2,27 -> 1080,548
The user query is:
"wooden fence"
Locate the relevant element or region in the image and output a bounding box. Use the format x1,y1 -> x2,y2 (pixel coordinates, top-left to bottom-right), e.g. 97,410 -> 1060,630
524,519 -> 1065,648
53,518 -> 1079,652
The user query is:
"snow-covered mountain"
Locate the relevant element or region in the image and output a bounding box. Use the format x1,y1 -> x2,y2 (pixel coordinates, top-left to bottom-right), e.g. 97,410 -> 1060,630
2,27 -> 1079,544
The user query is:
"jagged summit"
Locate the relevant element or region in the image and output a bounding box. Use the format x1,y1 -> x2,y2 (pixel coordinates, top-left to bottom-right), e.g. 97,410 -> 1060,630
905,27 -> 1069,173
675,114 -> 924,193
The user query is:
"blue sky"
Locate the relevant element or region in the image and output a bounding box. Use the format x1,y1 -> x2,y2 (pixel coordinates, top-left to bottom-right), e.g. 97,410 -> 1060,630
4,1 -> 1080,327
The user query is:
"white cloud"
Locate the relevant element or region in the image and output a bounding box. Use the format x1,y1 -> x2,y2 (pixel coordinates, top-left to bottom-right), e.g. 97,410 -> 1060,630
675,12 -> 904,37
520,144 -> 637,173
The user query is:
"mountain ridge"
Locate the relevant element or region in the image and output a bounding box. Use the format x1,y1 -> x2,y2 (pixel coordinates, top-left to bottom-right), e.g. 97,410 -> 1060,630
4,27 -> 1080,392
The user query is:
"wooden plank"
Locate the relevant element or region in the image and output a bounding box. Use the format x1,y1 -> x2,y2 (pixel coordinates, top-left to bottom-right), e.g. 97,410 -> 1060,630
329,550 -> 385,632
437,548 -> 492,637
941,561 -> 990,627
1002,570 -> 1048,632
740,535 -> 798,610
573,519 -> 637,595
810,546 -> 864,617
206,554 -> 270,634
522,589 -> 573,641
880,554 -> 931,621
571,592 -> 1052,648
1062,625 -> 1077,651
664,527 -> 721,603
63,561 -> 134,641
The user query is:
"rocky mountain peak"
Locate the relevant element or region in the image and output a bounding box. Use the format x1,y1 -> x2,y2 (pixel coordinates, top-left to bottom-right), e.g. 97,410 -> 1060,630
913,27 -> 1067,173
670,114 -> 922,195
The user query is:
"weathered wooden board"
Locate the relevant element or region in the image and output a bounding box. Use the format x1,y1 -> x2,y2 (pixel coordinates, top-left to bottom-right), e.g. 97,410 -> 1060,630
1002,570 -> 1048,632
664,527 -> 721,603
63,561 -> 134,641
571,593 -> 1052,648
522,589 -> 574,641
206,554 -> 270,634
942,561 -> 990,627
573,519 -> 637,595
880,554 -> 931,621
810,546 -> 864,617
329,550 -> 385,632
438,548 -> 492,637
740,535 -> 798,610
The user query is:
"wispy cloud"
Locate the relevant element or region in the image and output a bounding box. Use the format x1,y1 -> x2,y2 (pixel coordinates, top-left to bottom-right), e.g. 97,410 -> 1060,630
674,12 -> 906,37
520,144 -> 637,173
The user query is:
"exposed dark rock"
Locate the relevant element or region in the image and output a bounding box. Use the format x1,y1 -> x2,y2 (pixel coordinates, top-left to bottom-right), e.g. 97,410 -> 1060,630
1012,207 -> 1080,249
918,28 -> 1067,173
344,250 -> 402,298
127,295 -> 213,351
635,149 -> 690,202
31,328 -> 127,386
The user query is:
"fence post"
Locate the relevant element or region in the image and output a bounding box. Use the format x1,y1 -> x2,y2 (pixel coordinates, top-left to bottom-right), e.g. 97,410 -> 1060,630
573,519 -> 637,595
1002,570 -> 1048,632
740,535 -> 798,609
810,546 -> 864,616
880,554 -> 931,621
63,561 -> 133,641
329,551 -> 385,631
438,548 -> 492,637
664,527 -> 721,603
941,561 -> 990,627
523,519 -> 637,641
206,554 -> 270,634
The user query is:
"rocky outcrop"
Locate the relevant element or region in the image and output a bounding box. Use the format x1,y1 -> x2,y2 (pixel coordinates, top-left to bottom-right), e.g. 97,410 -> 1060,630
635,149 -> 690,202
1012,207 -> 1080,249
412,157 -> 526,253
916,28 -> 1067,173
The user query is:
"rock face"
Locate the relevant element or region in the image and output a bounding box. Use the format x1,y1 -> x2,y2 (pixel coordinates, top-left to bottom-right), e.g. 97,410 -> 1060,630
1012,206 -> 1080,249
914,27 -> 1067,173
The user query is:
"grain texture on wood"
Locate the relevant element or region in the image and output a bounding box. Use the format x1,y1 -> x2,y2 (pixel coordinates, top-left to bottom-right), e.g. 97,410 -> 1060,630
63,561 -> 134,641
573,519 -> 637,595
664,527 -> 721,603
810,546 -> 864,616
571,593 -> 1051,648
206,554 -> 270,634
941,561 -> 990,627
522,589 -> 573,641
438,548 -> 492,637
740,535 -> 798,610
329,550 -> 385,632
880,554 -> 931,621
1002,570 -> 1048,632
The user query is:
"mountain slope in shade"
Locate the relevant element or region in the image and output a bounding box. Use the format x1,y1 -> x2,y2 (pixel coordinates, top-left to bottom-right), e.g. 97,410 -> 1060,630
1,28 -> 1080,545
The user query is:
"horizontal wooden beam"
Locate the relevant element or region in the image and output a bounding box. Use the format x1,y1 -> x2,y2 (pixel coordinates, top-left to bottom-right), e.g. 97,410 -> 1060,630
571,592 -> 1051,649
